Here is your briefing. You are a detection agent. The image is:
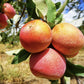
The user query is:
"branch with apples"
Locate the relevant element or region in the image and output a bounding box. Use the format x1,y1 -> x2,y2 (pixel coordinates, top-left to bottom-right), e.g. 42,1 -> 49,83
0,0 -> 84,84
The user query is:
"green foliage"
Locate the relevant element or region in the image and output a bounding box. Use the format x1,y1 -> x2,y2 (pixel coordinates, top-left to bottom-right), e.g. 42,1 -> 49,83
26,0 -> 38,19
7,0 -> 13,3
45,0 -> 56,24
12,49 -> 30,64
34,0 -> 48,19
12,0 -> 26,14
0,0 -> 68,45
79,23 -> 84,34
65,59 -> 84,77
26,0 -> 68,27
0,32 -> 8,44
0,0 -> 27,45
0,30 -> 20,45
56,0 -> 69,16
55,2 -> 61,9
0,0 -> 4,12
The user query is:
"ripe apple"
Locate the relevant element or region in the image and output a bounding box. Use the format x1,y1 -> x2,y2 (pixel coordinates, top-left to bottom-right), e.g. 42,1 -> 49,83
20,19 -> 52,53
0,13 -> 8,29
2,3 -> 16,19
52,23 -> 84,58
29,48 -> 66,80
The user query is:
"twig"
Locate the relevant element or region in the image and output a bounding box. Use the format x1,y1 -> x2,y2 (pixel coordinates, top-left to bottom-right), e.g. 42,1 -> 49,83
15,5 -> 26,32
75,76 -> 80,84
78,11 -> 82,19
56,0 -> 68,16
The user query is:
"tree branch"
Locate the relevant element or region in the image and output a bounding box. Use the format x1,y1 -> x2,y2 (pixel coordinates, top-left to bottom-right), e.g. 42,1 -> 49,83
75,76 -> 80,84
56,0 -> 69,16
15,5 -> 26,31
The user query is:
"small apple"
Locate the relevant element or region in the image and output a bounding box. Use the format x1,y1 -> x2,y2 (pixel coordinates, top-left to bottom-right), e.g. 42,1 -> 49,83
0,13 -> 8,29
52,23 -> 84,58
29,48 -> 66,80
20,19 -> 52,53
2,3 -> 16,19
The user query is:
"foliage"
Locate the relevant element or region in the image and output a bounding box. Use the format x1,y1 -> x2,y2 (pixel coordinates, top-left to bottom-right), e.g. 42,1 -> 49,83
0,30 -> 20,45
79,21 -> 84,34
0,0 -> 84,84
65,59 -> 84,77
0,0 -> 27,45
0,32 -> 8,44
12,49 -> 30,64
0,0 -> 66,44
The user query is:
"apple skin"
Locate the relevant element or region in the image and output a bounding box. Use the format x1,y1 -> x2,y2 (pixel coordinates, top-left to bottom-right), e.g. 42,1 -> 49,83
2,3 -> 16,19
20,19 -> 52,53
0,13 -> 8,29
52,23 -> 84,58
29,48 -> 66,80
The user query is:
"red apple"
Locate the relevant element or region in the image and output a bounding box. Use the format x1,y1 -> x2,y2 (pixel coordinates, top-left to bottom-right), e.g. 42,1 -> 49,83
0,13 -> 8,29
20,19 -> 52,53
2,3 -> 16,19
52,23 -> 84,58
29,48 -> 66,80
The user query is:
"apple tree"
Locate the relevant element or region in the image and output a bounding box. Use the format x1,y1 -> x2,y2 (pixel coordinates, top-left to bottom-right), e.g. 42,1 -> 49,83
0,0 -> 84,84
0,0 -> 27,45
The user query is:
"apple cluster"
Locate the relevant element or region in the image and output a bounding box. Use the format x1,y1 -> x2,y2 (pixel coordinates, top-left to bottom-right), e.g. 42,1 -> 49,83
20,19 -> 84,80
0,3 -> 16,29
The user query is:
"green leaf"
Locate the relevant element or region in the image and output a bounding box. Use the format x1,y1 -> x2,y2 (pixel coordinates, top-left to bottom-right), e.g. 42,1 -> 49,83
26,0 -> 38,19
11,49 -> 30,64
33,0 -> 48,19
45,0 -> 56,23
56,0 -> 69,16
65,59 -> 84,77
49,80 -> 58,84
55,2 -> 61,9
